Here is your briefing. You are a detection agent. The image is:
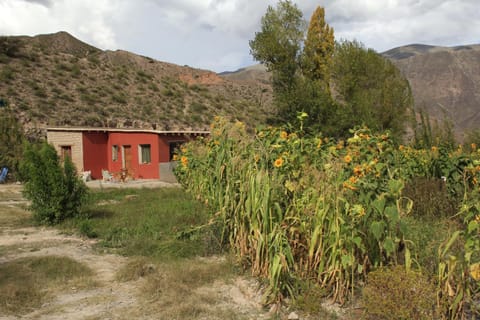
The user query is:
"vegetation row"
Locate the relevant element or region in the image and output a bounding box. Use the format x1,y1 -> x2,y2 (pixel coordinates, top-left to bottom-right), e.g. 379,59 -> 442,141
175,116 -> 480,318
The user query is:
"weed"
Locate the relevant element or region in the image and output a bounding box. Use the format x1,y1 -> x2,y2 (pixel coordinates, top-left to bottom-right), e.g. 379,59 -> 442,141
0,256 -> 93,315
115,257 -> 156,281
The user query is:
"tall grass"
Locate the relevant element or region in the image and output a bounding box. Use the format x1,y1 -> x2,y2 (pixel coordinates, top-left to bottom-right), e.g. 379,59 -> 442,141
175,117 -> 480,318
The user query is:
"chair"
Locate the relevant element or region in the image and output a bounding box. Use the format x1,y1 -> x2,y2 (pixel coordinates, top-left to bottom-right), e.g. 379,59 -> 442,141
102,169 -> 114,182
0,167 -> 8,183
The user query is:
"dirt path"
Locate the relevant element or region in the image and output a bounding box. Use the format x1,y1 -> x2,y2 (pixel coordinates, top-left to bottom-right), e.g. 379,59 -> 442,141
0,183 -> 269,320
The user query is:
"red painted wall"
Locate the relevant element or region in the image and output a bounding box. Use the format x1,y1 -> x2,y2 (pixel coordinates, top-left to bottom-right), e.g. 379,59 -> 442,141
108,132 -> 161,179
82,132 -> 108,179
81,131 -> 201,180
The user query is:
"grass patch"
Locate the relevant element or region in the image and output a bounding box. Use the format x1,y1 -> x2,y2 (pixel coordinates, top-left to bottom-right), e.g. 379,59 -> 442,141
403,215 -> 461,275
0,205 -> 32,228
63,187 -> 222,260
0,256 -> 94,315
137,257 -> 244,319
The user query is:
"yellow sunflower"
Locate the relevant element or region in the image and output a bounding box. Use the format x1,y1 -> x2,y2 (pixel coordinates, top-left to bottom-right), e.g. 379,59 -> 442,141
274,157 -> 284,168
344,154 -> 352,164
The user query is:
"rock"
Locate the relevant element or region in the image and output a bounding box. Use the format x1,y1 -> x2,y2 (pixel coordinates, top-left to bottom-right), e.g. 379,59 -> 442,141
287,311 -> 299,320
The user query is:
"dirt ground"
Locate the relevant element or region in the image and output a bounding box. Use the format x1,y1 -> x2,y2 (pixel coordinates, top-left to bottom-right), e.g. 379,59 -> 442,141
0,183 -> 272,320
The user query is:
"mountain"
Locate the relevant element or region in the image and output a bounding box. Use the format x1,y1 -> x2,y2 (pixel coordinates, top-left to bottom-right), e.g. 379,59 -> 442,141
383,44 -> 480,138
220,64 -> 270,83
0,32 -> 273,138
2,31 -> 479,141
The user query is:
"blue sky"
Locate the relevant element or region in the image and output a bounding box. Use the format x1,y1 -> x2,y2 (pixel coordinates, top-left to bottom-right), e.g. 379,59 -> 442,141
1,0 -> 479,72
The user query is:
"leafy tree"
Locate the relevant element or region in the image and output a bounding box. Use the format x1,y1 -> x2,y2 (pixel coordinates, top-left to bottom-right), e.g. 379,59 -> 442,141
251,2 -> 412,140
20,142 -> 88,224
249,0 -> 305,124
249,0 -> 305,92
332,40 -> 413,140
0,103 -> 25,180
303,6 -> 335,85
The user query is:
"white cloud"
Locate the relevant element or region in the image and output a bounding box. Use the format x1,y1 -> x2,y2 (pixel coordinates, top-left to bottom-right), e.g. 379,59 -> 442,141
0,0 -> 120,49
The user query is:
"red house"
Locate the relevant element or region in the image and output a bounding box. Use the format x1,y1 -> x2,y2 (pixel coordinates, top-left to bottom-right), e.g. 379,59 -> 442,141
46,127 -> 209,181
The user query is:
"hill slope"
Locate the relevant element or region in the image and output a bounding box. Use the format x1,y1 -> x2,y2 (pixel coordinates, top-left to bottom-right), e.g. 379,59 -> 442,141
383,44 -> 480,137
0,32 -> 273,138
2,32 -> 479,140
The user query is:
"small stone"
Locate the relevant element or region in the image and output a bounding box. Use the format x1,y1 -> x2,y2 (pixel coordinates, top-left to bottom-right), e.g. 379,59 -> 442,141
287,311 -> 299,320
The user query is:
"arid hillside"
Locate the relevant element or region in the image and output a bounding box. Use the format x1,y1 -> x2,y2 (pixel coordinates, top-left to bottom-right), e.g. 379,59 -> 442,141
383,44 -> 480,137
2,31 -> 479,140
0,31 -> 273,138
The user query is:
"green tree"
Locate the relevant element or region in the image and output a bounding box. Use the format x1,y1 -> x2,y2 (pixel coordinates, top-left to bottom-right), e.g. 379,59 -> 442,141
0,103 -> 25,179
20,142 -> 88,224
303,6 -> 335,85
249,0 -> 306,123
332,40 -> 413,140
249,0 -> 305,91
250,2 -> 412,139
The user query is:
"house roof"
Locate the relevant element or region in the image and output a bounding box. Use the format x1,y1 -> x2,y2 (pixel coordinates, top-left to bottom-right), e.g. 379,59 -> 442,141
46,126 -> 210,136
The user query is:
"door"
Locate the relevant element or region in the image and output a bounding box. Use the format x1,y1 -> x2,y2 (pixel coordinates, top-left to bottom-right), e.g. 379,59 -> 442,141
122,145 -> 132,173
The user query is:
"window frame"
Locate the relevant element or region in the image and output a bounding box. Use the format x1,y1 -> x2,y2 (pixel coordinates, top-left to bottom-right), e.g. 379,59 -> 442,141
112,145 -> 119,162
138,144 -> 151,164
60,145 -> 72,161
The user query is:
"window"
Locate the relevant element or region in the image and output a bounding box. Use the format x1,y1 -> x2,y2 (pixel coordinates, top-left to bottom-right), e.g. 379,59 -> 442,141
60,146 -> 72,160
112,145 -> 118,161
139,144 -> 151,164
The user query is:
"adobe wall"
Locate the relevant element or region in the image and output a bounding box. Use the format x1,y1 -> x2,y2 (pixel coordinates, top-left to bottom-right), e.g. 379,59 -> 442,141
46,131 -> 84,172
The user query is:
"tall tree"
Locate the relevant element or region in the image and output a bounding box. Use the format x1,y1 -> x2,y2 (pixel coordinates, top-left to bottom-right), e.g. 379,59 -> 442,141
249,1 -> 306,123
303,6 -> 334,85
332,40 -> 413,140
250,2 -> 411,139
249,0 -> 305,92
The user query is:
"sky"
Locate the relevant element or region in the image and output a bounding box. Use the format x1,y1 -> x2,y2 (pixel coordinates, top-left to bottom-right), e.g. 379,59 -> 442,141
0,0 -> 479,73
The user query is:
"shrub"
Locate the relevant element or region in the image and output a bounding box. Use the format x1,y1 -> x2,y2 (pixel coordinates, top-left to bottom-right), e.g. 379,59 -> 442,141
362,266 -> 437,319
20,142 -> 88,224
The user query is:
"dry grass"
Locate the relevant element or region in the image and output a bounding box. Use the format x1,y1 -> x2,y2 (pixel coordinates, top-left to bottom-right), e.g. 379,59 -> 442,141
115,256 -> 260,319
0,255 -> 95,315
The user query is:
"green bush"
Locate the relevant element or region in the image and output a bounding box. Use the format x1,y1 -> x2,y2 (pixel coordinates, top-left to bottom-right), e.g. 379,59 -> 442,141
362,266 -> 437,319
20,142 -> 88,224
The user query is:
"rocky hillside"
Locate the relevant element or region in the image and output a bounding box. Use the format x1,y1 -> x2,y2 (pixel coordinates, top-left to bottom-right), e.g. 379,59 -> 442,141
383,44 -> 480,138
0,32 -> 273,138
2,31 -> 479,140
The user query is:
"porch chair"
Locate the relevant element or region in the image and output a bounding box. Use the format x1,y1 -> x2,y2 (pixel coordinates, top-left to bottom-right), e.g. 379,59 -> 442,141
102,169 -> 114,182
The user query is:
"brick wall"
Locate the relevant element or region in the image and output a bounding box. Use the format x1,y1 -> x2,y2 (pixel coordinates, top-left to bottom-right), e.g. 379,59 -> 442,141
46,131 -> 84,172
